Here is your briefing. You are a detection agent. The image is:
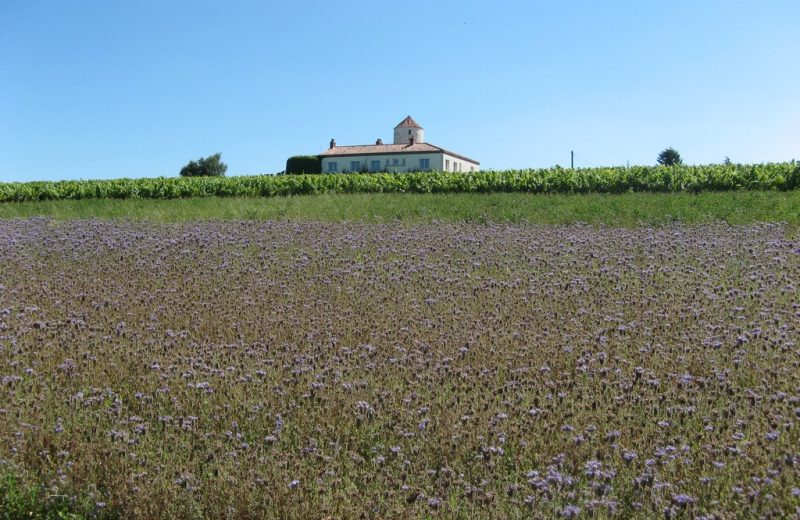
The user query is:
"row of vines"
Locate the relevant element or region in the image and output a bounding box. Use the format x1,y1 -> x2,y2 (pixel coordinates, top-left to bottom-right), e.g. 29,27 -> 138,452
2,163 -> 798,202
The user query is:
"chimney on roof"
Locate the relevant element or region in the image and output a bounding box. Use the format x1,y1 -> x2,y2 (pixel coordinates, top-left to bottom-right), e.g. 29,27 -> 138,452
329,138 -> 336,149
376,138 -> 383,145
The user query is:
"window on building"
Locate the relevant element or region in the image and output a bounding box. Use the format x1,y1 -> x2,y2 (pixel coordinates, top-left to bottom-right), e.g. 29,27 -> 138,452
445,159 -> 450,171
392,158 -> 399,165
419,158 -> 430,170
351,161 -> 361,172
370,160 -> 380,171
327,161 -> 337,173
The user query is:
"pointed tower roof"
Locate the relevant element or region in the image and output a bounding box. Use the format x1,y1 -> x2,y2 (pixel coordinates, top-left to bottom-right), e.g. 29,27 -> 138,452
394,115 -> 422,129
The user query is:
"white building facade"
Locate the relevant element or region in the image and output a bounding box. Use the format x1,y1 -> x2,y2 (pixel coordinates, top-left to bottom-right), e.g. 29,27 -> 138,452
319,116 -> 479,174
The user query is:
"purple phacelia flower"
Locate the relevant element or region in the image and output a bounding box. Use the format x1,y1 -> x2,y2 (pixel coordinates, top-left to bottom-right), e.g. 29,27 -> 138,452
355,401 -> 375,416
585,460 -> 603,478
672,494 -> 695,506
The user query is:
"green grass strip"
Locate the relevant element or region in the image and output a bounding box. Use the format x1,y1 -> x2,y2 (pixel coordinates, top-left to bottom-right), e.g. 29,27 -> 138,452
1,191 -> 798,228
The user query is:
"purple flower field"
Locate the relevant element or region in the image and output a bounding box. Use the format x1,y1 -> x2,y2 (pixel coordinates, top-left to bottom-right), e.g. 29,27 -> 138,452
0,218 -> 798,518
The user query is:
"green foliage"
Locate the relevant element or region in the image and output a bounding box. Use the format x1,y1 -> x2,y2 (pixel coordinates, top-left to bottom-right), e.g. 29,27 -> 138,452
1,163 -> 798,203
0,472 -> 117,520
285,155 -> 322,175
179,153 -> 227,177
657,147 -> 683,166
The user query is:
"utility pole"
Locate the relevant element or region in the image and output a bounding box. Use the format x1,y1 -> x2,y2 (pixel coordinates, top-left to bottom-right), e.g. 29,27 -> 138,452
571,150 -> 574,169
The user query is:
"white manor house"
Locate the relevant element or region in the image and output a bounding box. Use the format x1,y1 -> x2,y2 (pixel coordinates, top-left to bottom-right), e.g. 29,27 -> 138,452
319,116 -> 479,174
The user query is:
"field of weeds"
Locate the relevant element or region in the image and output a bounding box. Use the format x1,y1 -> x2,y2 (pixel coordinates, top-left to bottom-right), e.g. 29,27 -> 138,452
1,218 -> 798,519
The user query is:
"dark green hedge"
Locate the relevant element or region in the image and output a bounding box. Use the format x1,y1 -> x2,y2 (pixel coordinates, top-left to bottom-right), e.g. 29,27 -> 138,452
285,156 -> 321,175
1,163 -> 798,203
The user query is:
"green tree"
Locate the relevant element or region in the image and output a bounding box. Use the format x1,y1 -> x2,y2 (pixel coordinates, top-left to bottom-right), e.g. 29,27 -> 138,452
180,153 -> 227,177
657,148 -> 683,166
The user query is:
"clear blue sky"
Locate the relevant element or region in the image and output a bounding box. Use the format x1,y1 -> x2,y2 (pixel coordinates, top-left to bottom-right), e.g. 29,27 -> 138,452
2,0 -> 798,182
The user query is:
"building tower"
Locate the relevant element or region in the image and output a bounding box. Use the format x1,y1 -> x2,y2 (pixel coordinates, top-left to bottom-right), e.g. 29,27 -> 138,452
393,116 -> 424,145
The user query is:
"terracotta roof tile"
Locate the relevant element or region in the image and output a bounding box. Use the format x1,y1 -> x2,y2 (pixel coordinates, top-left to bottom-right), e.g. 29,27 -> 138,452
394,116 -> 422,129
320,143 -> 437,156
319,142 -> 479,165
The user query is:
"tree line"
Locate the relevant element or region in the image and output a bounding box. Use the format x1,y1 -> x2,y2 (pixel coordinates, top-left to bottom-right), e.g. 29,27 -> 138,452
179,149 -> 739,176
